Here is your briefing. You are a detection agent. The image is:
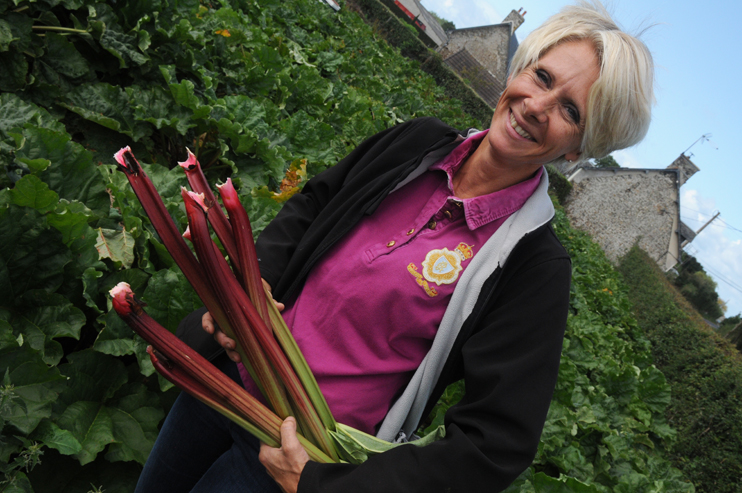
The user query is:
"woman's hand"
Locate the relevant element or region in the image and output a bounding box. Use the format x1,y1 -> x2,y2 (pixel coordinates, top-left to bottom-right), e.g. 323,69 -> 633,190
201,278 -> 284,363
259,417 -> 310,493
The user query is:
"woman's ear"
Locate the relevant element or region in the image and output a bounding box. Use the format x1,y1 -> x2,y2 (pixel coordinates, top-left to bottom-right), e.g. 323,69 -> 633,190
564,150 -> 582,162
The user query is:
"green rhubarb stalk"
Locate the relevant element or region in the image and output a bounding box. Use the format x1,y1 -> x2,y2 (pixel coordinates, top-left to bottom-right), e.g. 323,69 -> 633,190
147,347 -> 333,463
217,178 -> 271,325
265,288 -> 337,433
185,188 -> 336,459
113,147 -> 252,368
183,189 -> 293,420
178,149 -> 240,271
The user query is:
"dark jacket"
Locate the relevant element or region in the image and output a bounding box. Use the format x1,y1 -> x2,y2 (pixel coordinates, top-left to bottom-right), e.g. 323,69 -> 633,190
255,117 -> 572,493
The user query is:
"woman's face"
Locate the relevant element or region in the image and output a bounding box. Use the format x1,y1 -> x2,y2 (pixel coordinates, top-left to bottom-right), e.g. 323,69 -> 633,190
485,39 -> 600,169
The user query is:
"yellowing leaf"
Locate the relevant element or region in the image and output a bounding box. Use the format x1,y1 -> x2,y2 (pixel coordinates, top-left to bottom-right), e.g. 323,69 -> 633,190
215,29 -> 231,37
271,159 -> 307,203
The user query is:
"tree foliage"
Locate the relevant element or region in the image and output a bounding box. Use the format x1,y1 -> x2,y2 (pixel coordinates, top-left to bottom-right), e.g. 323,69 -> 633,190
591,155 -> 620,168
671,254 -> 723,320
428,11 -> 456,31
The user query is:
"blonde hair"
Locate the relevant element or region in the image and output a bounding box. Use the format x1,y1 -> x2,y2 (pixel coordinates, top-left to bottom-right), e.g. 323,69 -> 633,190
509,1 -> 655,164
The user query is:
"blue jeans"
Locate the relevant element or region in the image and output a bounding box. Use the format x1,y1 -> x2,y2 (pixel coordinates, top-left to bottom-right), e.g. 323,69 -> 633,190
135,355 -> 282,493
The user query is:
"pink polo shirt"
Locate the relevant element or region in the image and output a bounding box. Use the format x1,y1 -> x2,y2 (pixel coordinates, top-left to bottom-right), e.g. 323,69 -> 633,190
240,130 -> 542,434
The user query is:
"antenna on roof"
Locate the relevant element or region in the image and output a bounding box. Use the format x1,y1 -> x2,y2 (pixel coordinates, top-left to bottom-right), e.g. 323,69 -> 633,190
683,133 -> 718,155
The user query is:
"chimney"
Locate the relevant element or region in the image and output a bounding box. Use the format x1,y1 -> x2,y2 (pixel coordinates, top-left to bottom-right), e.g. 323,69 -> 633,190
502,9 -> 525,33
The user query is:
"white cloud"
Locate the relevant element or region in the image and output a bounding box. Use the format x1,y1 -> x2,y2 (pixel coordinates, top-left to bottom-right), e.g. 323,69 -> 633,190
681,189 -> 742,317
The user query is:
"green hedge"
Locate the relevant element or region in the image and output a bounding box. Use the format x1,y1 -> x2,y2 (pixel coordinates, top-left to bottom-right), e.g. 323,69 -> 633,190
347,0 -> 494,128
618,246 -> 742,492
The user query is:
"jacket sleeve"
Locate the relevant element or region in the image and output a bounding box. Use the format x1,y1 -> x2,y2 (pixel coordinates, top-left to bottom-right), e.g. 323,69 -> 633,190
297,253 -> 572,493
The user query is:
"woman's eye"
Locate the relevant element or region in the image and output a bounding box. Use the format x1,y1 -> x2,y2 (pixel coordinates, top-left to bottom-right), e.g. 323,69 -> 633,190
565,105 -> 580,124
536,69 -> 550,84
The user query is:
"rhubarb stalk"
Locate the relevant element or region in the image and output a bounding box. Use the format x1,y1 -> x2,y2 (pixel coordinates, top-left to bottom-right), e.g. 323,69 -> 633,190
217,178 -> 271,325
109,283 -> 333,464
178,149 -> 240,269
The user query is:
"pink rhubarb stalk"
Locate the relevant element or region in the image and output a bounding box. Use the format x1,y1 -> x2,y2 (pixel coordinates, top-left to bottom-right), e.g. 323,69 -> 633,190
113,147 -> 250,369
108,283 -> 332,463
217,178 -> 271,325
178,149 -> 240,268
182,188 -> 293,420
183,188 -> 337,460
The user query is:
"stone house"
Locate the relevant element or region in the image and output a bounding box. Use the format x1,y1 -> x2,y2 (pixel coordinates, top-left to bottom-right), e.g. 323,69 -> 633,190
437,9 -> 525,107
392,1 -> 525,108
565,155 -> 700,271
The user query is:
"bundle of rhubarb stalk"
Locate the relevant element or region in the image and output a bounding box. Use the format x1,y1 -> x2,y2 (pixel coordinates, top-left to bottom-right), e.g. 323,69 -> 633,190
109,147 -> 441,465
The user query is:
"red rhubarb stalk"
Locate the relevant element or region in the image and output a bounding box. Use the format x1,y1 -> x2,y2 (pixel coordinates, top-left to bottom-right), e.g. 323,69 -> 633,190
217,178 -> 271,324
147,346 -> 333,463
178,149 -> 240,269
184,188 -> 337,459
182,188 -> 293,420
113,147 -> 251,368
108,283 -> 332,463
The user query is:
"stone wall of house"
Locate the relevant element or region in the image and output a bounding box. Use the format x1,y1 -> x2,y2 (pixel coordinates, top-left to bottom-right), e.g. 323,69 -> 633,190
439,25 -> 511,85
565,171 -> 679,266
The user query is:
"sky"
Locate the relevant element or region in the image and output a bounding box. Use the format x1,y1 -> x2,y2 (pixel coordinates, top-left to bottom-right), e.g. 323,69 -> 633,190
420,0 -> 742,318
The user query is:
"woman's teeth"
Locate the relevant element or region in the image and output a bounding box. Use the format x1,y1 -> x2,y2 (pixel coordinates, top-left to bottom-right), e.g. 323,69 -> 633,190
510,112 -> 534,141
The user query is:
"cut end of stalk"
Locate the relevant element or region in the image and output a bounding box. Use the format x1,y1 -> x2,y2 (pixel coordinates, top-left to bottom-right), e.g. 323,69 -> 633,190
114,146 -> 141,175
178,148 -> 199,171
216,178 -> 240,209
181,187 -> 210,212
109,282 -> 145,317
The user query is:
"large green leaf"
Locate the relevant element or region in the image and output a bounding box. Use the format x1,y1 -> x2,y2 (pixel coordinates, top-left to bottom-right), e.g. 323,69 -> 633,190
15,126 -> 110,216
0,94 -> 65,141
95,227 -> 135,270
11,290 -> 84,366
59,83 -> 151,142
141,267 -> 203,333
41,33 -> 90,79
99,27 -> 149,68
8,174 -> 59,213
31,419 -> 83,455
0,205 -> 72,301
0,343 -> 65,435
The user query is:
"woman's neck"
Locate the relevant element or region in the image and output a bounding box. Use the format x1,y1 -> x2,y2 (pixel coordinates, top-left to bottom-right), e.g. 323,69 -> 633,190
452,141 -> 542,198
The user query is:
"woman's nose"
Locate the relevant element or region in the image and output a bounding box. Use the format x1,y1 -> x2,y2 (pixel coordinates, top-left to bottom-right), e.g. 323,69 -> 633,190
524,94 -> 554,123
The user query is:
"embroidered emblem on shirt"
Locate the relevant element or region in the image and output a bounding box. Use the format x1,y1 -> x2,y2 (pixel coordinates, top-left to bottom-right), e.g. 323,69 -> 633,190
407,264 -> 438,297
421,242 -> 474,286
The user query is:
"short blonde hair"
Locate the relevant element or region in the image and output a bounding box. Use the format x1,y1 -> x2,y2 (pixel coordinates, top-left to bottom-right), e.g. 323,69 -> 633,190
509,1 -> 655,164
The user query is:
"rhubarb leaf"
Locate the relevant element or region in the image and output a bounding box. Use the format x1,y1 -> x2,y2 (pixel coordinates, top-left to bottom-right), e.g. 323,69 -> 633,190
0,343 -> 65,435
95,227 -> 135,270
141,267 -> 202,333
16,126 -> 110,216
0,94 -> 65,140
31,419 -> 83,455
0,205 -> 72,301
9,174 -> 59,213
56,401 -> 114,465
128,85 -> 195,135
59,83 -> 151,142
99,27 -> 150,68
11,290 -> 85,366
104,382 -> 163,464
41,33 -> 90,79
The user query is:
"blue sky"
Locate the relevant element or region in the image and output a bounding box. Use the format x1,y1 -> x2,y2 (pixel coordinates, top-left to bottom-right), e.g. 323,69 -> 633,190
420,0 -> 742,318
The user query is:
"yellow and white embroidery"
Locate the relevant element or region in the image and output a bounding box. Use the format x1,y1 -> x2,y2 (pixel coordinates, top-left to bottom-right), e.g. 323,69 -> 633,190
421,242 -> 474,286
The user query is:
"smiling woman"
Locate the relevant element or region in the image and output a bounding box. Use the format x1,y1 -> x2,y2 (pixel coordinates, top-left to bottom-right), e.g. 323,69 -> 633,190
136,2 -> 656,493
